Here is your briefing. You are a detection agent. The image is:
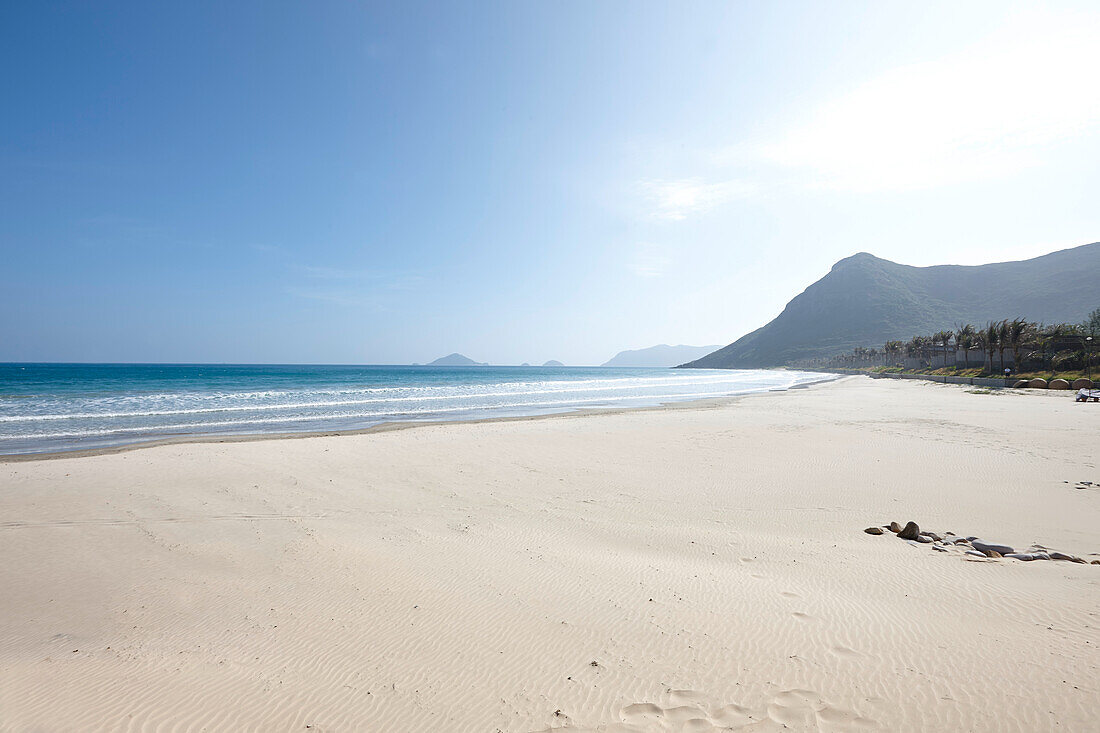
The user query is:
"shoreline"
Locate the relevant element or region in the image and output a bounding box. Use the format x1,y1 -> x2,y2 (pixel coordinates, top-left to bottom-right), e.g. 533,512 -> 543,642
2,376 -> 1096,731
0,375 -> 842,463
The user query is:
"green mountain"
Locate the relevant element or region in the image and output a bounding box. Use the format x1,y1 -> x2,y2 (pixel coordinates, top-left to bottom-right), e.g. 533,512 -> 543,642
427,353 -> 488,366
602,344 -> 723,368
682,242 -> 1100,369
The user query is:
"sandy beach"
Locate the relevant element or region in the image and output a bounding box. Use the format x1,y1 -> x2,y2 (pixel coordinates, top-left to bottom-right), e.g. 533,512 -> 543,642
1,376 -> 1097,732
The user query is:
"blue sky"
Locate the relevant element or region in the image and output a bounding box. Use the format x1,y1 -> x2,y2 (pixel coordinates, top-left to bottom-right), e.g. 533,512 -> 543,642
3,1 -> 1098,365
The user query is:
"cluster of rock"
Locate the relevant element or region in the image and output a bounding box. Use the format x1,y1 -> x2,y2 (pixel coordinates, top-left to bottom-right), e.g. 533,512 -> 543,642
864,520 -> 1099,564
1011,377 -> 1093,390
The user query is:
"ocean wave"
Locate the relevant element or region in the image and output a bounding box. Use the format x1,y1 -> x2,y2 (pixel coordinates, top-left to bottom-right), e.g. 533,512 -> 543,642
0,371 -> 759,405
0,384 -> 804,441
0,376 -> 787,423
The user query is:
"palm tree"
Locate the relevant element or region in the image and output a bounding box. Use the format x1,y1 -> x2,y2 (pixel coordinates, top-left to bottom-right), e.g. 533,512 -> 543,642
1051,349 -> 1076,377
1080,307 -> 1100,339
906,335 -> 930,364
1007,318 -> 1029,372
1038,324 -> 1068,372
932,330 -> 952,368
982,321 -> 998,375
956,324 -> 975,368
997,320 -> 1010,375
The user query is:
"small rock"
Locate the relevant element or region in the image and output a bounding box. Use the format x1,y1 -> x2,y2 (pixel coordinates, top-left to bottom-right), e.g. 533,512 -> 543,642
932,544 -> 949,552
915,534 -> 933,543
1092,560 -> 1100,565
1049,552 -> 1085,563
985,550 -> 1002,558
964,550 -> 987,558
897,522 -> 920,540
1011,552 -> 1051,561
888,522 -> 902,533
864,526 -> 884,535
926,532 -> 943,542
972,541 -> 1014,556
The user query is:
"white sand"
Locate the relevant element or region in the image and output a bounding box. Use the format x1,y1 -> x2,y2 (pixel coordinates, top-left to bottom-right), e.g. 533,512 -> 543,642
1,377 -> 1097,732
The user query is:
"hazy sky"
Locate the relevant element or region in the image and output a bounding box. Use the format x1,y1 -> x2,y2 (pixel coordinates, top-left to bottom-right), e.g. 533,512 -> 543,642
3,1 -> 1098,365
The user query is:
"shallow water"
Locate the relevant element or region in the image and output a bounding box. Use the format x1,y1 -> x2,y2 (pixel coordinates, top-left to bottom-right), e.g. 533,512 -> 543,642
0,363 -> 828,454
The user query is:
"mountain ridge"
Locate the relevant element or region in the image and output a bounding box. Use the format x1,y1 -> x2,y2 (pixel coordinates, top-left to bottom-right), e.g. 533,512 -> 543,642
682,242 -> 1100,369
603,344 -> 723,368
426,353 -> 488,366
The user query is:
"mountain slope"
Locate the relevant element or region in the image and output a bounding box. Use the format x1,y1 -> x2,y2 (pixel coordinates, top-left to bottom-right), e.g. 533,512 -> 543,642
603,344 -> 723,368
683,242 -> 1100,368
427,353 -> 488,366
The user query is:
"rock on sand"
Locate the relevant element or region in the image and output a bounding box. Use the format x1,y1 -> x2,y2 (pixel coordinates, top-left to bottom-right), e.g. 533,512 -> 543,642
897,521 -> 920,540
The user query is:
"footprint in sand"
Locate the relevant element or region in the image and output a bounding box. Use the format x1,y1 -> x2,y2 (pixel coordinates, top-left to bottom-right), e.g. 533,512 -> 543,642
620,702 -> 663,724
767,689 -> 878,732
817,703 -> 879,731
617,691 -> 763,731
621,701 -> 710,726
609,689 -> 879,733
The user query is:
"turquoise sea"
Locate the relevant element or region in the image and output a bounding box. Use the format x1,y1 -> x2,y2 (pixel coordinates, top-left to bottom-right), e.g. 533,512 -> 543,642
0,364 -> 828,455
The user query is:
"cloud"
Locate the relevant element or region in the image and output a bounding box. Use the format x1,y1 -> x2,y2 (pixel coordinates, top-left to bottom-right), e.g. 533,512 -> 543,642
628,244 -> 672,278
749,8 -> 1100,192
640,177 -> 756,220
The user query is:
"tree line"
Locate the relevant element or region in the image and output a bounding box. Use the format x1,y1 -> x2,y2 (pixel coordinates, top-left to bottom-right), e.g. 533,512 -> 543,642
829,307 -> 1100,375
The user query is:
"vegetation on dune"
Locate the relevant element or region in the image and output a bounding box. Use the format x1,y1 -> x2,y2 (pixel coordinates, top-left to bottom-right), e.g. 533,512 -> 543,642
823,307 -> 1099,379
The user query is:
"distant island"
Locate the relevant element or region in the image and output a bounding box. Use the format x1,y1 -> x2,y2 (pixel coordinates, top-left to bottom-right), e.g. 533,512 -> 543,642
426,353 -> 488,366
520,362 -> 531,367
603,344 -> 723,368
542,360 -> 564,367
681,242 -> 1100,369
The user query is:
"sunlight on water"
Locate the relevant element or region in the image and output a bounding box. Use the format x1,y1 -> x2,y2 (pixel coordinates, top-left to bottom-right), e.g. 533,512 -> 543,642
0,364 -> 831,454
